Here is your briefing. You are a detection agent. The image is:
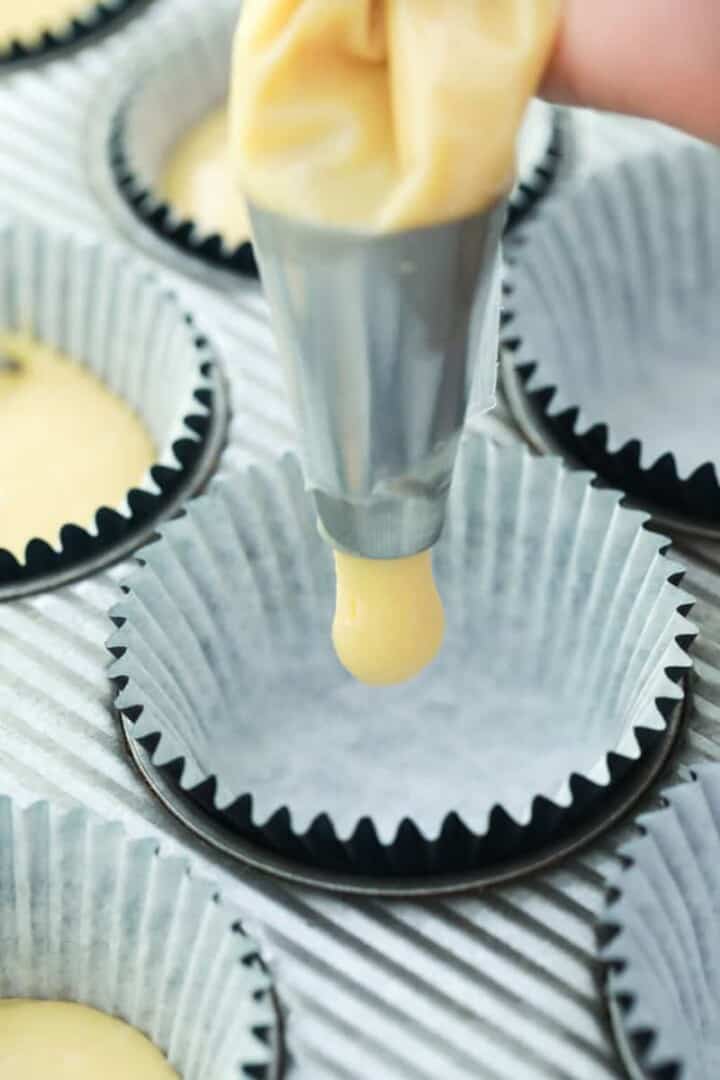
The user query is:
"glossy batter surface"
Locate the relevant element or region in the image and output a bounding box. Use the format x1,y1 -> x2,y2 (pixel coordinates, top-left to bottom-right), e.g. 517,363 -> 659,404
232,0 -> 560,230
0,333 -> 155,561
333,550 -> 445,685
159,106 -> 250,247
0,1000 -> 177,1078
0,0 -> 96,47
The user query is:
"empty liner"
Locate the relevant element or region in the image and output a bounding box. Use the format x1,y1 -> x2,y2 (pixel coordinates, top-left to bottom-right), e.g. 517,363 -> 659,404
599,765 -> 720,1080
108,0 -> 256,277
0,0 -> 148,65
503,141 -> 720,524
0,797 -> 278,1078
108,0 -> 560,276
108,435 -> 694,879
0,216 -> 216,590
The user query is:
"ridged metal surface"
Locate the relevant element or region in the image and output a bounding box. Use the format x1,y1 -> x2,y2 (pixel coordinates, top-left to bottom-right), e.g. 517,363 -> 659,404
0,4 -> 713,1076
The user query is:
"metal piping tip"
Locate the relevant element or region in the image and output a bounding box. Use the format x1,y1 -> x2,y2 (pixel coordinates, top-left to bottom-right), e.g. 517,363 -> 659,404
248,201 -> 506,558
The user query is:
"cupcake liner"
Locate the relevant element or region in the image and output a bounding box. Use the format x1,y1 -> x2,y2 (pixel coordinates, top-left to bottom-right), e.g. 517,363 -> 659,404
598,765 -> 720,1080
108,435 -> 695,881
0,216 -> 224,595
108,0 -> 256,278
502,141 -> 720,526
507,100 -> 564,232
0,0 -> 149,66
0,797 -> 279,1078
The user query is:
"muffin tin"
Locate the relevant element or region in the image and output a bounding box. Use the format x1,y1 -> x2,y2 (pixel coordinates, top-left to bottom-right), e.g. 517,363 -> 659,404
0,0 -> 713,1075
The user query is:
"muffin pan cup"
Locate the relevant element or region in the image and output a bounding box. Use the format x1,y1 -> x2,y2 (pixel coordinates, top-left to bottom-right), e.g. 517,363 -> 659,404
0,0 -> 149,66
599,765 -> 720,1080
108,436 -> 695,886
0,216 -> 229,599
502,142 -> 720,530
107,0 -> 256,278
0,797 -> 280,1078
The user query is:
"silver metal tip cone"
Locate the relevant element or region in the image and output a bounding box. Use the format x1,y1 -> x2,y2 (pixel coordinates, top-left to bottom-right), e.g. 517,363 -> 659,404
249,201 -> 506,557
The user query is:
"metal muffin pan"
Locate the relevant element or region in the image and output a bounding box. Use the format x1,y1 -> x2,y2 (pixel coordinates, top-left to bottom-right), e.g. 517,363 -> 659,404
0,3 -> 714,1075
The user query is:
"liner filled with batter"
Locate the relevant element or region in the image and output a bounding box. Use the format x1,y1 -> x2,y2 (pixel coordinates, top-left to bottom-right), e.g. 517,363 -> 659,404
0,797 -> 278,1078
0,217 -> 218,592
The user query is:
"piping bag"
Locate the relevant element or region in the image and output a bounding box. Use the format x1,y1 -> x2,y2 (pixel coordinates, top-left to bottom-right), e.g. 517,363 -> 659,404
231,0 -> 560,684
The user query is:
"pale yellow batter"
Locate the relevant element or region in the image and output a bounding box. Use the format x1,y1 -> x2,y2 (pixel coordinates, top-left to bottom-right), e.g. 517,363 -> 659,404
333,550 -> 444,686
0,332 -> 156,562
0,1000 -> 178,1078
0,0 -> 96,48
232,0 -> 560,231
159,107 -> 250,248
232,0 -> 559,685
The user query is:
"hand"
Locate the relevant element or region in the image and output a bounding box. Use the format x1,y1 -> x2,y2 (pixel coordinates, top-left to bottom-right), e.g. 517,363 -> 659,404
542,0 -> 720,144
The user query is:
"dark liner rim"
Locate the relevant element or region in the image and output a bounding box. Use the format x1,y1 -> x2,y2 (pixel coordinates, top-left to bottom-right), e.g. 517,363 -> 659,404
117,688 -> 686,894
501,233 -> 720,521
505,105 -> 565,233
0,0 -> 151,66
105,467 -> 696,877
0,302 -> 216,589
596,765 -> 720,1080
109,617 -> 694,868
109,101 -> 258,278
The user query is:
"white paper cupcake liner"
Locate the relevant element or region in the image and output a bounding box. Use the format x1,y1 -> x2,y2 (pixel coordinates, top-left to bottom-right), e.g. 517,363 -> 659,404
0,216 -> 221,593
507,99 -> 564,231
108,0 -> 256,277
0,0 -> 148,65
107,435 -> 695,879
0,797 -> 279,1078
503,141 -> 720,524
599,765 -> 720,1080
